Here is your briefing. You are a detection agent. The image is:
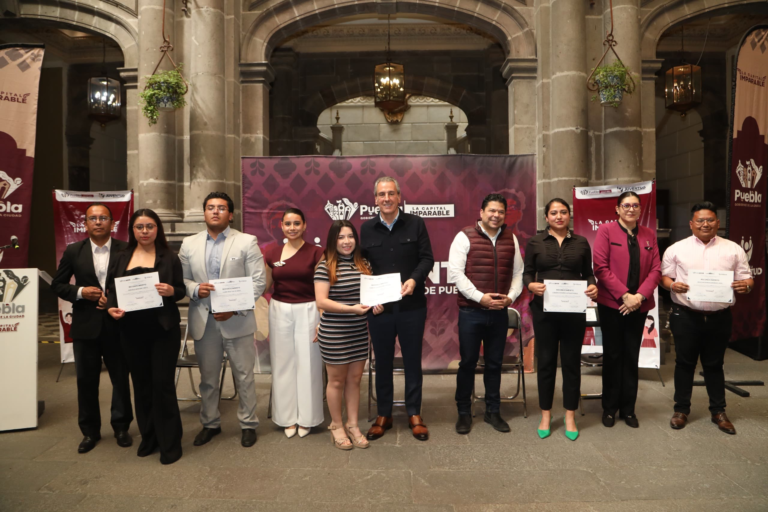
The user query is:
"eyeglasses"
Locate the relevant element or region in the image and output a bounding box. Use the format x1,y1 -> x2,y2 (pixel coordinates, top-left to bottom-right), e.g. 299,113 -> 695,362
693,219 -> 717,225
133,224 -> 157,232
619,203 -> 641,211
206,205 -> 229,212
86,216 -> 111,223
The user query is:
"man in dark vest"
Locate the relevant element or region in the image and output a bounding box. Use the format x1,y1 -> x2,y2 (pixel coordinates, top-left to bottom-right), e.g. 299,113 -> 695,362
447,193 -> 524,434
51,203 -> 133,453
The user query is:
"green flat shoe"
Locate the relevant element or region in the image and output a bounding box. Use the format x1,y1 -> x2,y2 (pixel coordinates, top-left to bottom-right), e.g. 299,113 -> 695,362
564,417 -> 579,441
537,415 -> 551,439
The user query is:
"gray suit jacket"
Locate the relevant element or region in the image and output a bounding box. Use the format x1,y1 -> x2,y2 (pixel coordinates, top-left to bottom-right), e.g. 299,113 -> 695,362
179,228 -> 266,340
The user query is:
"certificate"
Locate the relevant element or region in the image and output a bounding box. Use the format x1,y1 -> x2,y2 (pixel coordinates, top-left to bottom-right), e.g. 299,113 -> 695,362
360,273 -> 402,307
542,280 -> 588,313
114,272 -> 164,312
686,270 -> 734,304
209,277 -> 256,313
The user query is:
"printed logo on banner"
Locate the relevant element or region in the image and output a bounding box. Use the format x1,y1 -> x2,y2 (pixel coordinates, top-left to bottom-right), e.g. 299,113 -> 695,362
403,202 -> 455,218
735,159 -> 764,205
324,199 -> 359,221
0,322 -> 19,332
0,170 -> 23,214
740,236 -> 764,277
0,270 -> 28,320
588,219 -> 615,231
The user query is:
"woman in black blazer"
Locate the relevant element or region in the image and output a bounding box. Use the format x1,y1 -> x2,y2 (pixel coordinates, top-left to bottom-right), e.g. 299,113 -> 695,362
105,208 -> 185,464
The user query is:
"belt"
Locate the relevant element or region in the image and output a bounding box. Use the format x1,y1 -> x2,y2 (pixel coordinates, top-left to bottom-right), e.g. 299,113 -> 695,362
676,304 -> 730,317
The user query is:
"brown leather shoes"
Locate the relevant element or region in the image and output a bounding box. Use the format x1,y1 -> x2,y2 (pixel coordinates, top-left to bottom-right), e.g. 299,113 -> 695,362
711,412 -> 736,435
366,416 -> 393,441
409,415 -> 429,441
670,412 -> 688,430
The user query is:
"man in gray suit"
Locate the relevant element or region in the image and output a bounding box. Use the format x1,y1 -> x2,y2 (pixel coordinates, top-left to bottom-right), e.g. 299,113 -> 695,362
179,192 -> 266,448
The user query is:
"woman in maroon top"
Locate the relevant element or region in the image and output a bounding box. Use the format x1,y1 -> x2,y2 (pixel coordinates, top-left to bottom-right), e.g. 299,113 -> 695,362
264,208 -> 325,438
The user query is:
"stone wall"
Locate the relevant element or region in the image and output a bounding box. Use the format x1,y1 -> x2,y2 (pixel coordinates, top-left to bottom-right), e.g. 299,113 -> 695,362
317,97 -> 468,156
89,112 -> 128,191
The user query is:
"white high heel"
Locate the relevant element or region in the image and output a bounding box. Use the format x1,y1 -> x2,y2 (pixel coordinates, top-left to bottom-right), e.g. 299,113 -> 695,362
285,426 -> 297,438
298,426 -> 311,438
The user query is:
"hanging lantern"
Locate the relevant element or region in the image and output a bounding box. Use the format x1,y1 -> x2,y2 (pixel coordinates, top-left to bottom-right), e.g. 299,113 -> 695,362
373,15 -> 406,113
87,38 -> 121,127
374,62 -> 406,111
87,76 -> 122,126
665,64 -> 702,117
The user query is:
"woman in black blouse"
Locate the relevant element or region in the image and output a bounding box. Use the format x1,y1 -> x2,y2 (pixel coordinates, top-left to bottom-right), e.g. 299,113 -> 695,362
523,198 -> 598,441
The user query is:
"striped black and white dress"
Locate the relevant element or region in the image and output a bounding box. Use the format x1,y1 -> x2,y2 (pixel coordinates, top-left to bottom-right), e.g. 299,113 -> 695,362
314,256 -> 370,365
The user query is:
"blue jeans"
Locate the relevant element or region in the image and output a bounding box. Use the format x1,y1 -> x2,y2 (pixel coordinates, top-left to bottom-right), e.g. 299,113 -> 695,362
455,307 -> 509,415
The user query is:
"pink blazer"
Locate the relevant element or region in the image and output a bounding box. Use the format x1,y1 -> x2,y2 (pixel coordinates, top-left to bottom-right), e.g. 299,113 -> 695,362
592,221 -> 661,312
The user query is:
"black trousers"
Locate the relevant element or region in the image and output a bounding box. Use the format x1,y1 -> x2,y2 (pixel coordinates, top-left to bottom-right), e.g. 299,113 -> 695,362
669,306 -> 731,415
368,305 -> 427,417
121,322 -> 183,464
530,300 -> 586,411
597,304 -> 646,415
455,307 -> 508,415
72,319 -> 133,438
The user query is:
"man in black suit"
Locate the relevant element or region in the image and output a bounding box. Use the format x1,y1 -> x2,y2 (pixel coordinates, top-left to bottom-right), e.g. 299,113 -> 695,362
51,203 -> 133,453
362,177 -> 434,442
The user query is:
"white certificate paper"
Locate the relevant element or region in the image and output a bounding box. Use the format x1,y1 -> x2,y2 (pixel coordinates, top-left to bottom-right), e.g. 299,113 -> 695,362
114,272 -> 164,312
686,270 -> 734,304
542,280 -> 588,313
360,273 -> 402,307
209,277 -> 256,313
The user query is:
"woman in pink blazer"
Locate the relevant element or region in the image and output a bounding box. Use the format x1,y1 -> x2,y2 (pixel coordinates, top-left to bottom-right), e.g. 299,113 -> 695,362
593,191 -> 661,429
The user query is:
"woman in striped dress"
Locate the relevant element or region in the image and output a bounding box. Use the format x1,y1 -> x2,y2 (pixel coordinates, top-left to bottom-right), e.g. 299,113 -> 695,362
314,220 -> 382,450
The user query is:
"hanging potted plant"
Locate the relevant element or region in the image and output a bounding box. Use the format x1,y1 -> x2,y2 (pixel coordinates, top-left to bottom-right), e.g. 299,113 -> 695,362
140,65 -> 188,125
589,60 -> 634,108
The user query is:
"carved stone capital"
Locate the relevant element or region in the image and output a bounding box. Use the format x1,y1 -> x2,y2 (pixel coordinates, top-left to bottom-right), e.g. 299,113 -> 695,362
502,58 -> 538,84
641,59 -> 664,81
240,62 -> 276,86
118,67 -> 139,89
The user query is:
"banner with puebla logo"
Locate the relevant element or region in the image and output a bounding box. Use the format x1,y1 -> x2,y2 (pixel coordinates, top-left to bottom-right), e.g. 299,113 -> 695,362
0,44 -> 45,268
726,26 -> 768,344
242,155 -> 536,371
573,181 -> 661,369
52,190 -> 133,364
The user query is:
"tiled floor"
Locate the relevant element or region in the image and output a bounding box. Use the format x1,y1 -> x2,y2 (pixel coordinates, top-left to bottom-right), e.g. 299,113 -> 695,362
1,340 -> 767,511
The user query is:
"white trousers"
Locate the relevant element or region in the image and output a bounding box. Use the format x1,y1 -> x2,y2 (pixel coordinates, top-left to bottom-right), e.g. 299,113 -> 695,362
268,299 -> 324,427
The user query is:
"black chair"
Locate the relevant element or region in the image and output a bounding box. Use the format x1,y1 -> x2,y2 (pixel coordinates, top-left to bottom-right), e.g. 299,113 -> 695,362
471,307 -> 528,418
175,324 -> 237,402
367,344 -> 406,422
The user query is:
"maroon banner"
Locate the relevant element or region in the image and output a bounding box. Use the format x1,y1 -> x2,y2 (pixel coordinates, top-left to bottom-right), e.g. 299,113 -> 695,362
0,45 -> 45,267
573,181 -> 660,369
52,190 -> 133,363
242,155 -> 536,371
726,26 -> 768,341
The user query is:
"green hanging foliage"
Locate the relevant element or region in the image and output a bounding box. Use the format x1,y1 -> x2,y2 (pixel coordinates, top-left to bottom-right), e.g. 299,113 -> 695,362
139,65 -> 188,126
590,61 -> 634,108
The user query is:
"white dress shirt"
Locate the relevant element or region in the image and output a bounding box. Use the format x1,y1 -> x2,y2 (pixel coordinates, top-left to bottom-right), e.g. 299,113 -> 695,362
661,235 -> 751,311
447,222 -> 524,304
77,238 -> 112,299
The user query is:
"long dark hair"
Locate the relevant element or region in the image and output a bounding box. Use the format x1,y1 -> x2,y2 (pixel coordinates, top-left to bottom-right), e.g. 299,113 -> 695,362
646,314 -> 655,333
127,208 -> 168,251
616,191 -> 641,206
322,220 -> 371,285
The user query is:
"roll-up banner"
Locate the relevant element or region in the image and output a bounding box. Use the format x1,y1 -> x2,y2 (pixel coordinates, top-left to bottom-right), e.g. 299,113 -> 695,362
572,181 -> 661,369
726,26 -> 768,358
0,44 -> 45,267
52,190 -> 133,363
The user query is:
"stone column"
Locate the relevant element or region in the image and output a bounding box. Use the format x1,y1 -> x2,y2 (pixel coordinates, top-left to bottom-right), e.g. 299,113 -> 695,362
185,0 -> 226,222
603,0 -> 642,184
240,63 -> 275,157
269,50 -> 298,156
534,0 -> 552,225
641,59 -> 663,181
445,121 -> 458,154
502,58 -> 537,155
137,0 -> 179,221
331,121 -> 344,156
548,0 -> 589,200
118,67 -> 138,194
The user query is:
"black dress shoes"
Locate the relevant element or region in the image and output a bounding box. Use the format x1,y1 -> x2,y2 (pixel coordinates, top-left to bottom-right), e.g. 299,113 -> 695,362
78,435 -> 100,454
602,410 -> 616,428
241,429 -> 257,447
193,427 -> 222,446
484,412 -> 511,433
620,413 -> 640,428
115,431 -> 133,448
455,414 -> 473,435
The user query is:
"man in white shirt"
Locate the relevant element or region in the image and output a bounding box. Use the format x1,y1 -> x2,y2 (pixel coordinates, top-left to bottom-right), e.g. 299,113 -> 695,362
661,201 -> 753,434
447,193 -> 524,434
51,203 -> 133,453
